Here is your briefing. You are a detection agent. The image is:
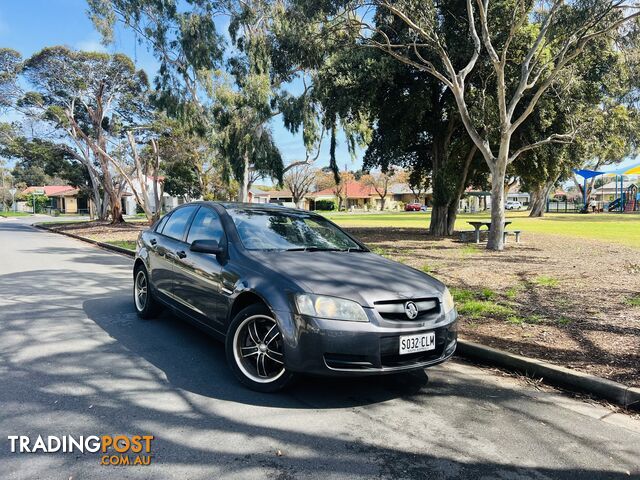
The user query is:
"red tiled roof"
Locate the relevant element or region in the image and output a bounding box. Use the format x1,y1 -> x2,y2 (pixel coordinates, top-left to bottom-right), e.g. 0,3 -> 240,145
310,181 -> 375,198
22,186 -> 79,197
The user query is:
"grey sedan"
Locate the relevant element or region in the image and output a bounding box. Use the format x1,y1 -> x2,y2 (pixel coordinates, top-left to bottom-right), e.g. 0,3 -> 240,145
133,202 -> 458,392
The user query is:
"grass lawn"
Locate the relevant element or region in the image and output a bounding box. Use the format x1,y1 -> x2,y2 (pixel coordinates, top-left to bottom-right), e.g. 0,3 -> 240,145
323,210 -> 640,249
0,211 -> 30,217
105,240 -> 137,251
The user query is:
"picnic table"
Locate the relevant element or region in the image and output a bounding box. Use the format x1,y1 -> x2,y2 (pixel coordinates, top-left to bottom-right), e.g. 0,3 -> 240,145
466,221 -> 512,244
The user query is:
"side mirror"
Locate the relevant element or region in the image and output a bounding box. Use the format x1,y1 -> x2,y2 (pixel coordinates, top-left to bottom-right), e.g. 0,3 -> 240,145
190,239 -> 223,255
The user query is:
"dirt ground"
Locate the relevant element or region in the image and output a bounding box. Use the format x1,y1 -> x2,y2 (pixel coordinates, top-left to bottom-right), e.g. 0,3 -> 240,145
46,221 -> 640,387
349,227 -> 640,388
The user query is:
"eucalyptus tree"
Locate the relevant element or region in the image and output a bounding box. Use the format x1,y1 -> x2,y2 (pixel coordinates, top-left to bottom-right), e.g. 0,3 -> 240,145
0,48 -> 21,110
294,0 -> 640,250
89,0 -> 374,199
89,0 -> 320,200
21,47 -> 151,222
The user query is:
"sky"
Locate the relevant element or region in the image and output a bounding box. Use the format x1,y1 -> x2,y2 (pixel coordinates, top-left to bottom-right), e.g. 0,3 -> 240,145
1,1 -> 638,177
0,0 -> 364,175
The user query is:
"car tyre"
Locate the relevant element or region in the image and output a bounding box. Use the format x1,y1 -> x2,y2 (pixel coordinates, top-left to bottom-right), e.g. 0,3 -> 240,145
133,265 -> 161,319
226,304 -> 295,392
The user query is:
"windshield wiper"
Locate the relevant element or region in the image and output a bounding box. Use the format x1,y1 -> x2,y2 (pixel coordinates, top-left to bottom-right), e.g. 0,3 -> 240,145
284,247 -> 342,252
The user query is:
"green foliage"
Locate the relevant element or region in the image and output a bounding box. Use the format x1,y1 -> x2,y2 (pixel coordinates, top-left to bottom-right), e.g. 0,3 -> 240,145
625,295 -> 640,307
457,299 -> 515,319
1,133 -> 87,188
0,48 -> 22,108
19,193 -> 49,213
460,244 -> 481,256
534,276 -> 559,288
314,199 -> 336,211
105,240 -> 136,251
421,264 -> 434,274
505,285 -> 522,300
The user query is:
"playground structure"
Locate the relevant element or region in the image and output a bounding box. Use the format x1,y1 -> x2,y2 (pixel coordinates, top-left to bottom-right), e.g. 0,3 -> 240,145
607,183 -> 639,212
573,163 -> 640,213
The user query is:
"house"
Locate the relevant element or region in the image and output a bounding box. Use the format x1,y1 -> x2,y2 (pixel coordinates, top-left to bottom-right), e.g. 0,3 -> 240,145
19,186 -> 90,214
262,188 -> 306,208
305,180 -> 432,210
247,187 -> 271,204
309,181 -> 378,210
591,180 -> 636,203
121,176 -> 194,215
389,183 -> 432,206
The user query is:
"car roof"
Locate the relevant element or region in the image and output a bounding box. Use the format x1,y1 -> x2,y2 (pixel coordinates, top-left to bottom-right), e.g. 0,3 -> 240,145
204,201 -> 316,216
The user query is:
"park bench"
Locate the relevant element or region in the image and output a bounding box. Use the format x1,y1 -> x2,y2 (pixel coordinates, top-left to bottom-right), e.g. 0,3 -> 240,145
459,230 -> 486,243
459,229 -> 522,243
503,230 -> 522,243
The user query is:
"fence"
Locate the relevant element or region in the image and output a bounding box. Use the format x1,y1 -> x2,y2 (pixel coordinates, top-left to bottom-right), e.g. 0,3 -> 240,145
546,201 -> 582,213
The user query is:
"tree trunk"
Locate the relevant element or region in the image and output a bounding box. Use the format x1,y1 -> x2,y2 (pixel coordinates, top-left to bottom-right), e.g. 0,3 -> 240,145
429,205 -> 449,237
529,186 -> 546,217
487,157 -> 508,251
446,201 -> 458,235
380,197 -> 386,211
239,152 -> 250,202
110,195 -> 124,224
529,178 -> 556,217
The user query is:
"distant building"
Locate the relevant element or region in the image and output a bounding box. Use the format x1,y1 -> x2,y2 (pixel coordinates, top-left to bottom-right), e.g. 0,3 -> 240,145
591,180 -> 635,203
121,176 -> 195,215
19,186 -> 90,214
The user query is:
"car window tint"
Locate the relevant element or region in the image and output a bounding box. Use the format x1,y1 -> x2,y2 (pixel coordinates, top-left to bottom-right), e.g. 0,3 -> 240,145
161,206 -> 197,241
187,208 -> 224,244
155,214 -> 170,233
228,209 -> 361,251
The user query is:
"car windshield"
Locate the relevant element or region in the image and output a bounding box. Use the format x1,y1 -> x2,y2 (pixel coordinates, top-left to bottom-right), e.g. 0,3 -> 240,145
227,208 -> 364,251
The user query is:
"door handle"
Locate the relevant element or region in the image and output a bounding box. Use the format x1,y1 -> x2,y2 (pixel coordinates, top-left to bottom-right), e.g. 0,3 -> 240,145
177,250 -> 187,259
150,238 -> 157,246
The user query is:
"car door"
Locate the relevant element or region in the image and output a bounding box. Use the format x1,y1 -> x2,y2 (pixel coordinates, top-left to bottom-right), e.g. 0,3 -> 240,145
172,206 -> 228,331
154,205 -> 199,307
147,213 -> 174,297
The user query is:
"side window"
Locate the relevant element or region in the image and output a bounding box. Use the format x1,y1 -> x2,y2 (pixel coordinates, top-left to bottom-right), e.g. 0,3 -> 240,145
187,207 -> 224,244
161,206 -> 197,241
154,214 -> 170,233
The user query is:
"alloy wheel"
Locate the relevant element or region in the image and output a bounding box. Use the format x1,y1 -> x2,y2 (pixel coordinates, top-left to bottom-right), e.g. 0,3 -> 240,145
134,270 -> 148,312
233,315 -> 285,383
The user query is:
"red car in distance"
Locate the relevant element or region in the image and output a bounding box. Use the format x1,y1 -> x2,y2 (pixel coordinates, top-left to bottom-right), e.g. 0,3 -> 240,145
405,203 -> 423,212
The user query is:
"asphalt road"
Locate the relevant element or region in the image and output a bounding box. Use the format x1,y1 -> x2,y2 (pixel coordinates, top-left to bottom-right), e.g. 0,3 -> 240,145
0,216 -> 639,480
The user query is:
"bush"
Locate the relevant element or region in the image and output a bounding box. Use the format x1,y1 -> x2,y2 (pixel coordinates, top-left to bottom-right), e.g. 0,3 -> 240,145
19,193 -> 49,213
314,199 -> 336,211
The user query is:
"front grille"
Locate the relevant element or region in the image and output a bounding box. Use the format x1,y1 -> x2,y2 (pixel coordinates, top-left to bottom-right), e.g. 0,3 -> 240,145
374,298 -> 439,321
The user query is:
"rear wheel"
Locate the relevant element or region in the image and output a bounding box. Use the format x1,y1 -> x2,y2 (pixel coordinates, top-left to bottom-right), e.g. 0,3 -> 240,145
226,304 -> 295,392
133,265 -> 161,319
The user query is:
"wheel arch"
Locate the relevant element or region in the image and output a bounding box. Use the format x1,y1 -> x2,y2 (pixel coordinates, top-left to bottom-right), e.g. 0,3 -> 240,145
133,258 -> 146,278
228,290 -> 272,328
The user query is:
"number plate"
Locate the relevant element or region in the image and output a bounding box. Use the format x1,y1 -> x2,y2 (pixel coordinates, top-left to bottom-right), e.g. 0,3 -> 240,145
399,332 -> 436,355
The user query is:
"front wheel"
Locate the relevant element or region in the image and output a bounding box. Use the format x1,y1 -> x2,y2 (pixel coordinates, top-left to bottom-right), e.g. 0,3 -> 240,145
225,304 -> 295,392
133,265 -> 161,319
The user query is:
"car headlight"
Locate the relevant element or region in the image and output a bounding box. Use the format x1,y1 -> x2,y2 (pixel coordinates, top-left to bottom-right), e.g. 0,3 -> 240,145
442,287 -> 455,314
295,294 -> 369,322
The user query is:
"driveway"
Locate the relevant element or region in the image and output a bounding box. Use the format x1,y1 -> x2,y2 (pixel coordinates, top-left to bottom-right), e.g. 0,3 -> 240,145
0,217 -> 639,479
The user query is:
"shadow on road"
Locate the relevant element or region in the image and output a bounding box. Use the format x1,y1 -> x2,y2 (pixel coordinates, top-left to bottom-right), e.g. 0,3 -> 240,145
0,256 -> 637,477
83,294 -> 433,409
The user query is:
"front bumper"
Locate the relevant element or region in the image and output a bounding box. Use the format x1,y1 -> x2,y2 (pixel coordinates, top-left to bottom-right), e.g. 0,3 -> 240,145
274,308 -> 458,376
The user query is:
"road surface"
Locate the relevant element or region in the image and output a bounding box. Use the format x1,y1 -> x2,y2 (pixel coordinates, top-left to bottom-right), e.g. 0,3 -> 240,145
0,216 -> 638,479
